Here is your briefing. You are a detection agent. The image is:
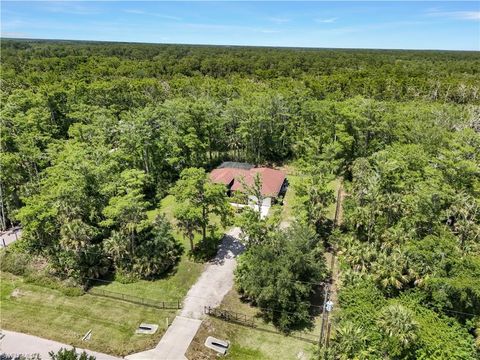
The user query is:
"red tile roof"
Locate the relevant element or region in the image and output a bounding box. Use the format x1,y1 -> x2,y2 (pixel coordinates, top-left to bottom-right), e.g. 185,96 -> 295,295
210,167 -> 286,197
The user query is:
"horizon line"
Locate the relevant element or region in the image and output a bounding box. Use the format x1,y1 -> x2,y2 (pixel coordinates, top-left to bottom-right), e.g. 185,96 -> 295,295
2,37 -> 478,52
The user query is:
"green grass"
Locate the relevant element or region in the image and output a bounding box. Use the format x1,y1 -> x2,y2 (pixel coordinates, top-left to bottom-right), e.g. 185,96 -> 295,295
186,288 -> 319,360
280,167 -> 299,224
0,272 -> 176,356
326,178 -> 342,221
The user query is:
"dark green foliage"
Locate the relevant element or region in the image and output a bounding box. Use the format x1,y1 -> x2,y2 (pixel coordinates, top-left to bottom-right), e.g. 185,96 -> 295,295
235,223 -> 328,332
171,167 -> 230,252
49,348 -> 95,360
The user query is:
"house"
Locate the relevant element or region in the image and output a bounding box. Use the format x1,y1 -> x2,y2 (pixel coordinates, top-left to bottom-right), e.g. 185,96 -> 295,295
210,162 -> 287,208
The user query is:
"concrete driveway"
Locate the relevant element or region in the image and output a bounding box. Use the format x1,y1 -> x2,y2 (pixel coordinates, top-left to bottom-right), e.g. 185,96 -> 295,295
127,227 -> 244,360
0,330 -> 120,360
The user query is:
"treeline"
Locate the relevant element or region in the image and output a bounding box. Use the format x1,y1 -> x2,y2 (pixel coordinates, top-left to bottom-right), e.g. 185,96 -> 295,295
2,39 -> 479,103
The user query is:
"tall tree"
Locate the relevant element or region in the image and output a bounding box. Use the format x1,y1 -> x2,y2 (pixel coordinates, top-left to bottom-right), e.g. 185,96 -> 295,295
171,167 -> 229,250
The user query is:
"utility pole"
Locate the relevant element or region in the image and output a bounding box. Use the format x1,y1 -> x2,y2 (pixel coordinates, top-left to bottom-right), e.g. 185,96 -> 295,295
319,283 -> 330,346
0,180 -> 6,232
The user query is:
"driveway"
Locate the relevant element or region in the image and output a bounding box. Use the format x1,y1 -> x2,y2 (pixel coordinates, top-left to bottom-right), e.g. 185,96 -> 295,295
0,330 -> 120,360
127,227 -> 244,360
0,227 -> 21,247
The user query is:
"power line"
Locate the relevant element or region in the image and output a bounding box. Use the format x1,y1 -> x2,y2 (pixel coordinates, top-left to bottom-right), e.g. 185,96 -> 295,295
184,293 -> 326,312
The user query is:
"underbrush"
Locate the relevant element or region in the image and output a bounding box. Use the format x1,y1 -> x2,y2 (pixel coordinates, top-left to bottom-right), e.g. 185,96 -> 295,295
0,242 -> 84,296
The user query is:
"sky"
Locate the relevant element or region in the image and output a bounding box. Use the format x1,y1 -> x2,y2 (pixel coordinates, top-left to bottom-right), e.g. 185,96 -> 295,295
1,1 -> 479,50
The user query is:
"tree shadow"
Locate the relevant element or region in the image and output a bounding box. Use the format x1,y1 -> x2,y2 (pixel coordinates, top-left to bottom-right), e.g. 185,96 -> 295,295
208,233 -> 245,266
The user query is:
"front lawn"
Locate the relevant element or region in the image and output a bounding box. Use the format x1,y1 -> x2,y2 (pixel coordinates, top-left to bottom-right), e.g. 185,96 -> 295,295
0,272 -> 177,356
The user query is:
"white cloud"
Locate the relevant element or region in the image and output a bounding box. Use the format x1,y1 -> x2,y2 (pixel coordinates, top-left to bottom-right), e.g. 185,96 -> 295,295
1,31 -> 30,38
315,17 -> 338,24
266,17 -> 290,24
123,9 -> 182,21
427,10 -> 480,21
42,2 -> 100,15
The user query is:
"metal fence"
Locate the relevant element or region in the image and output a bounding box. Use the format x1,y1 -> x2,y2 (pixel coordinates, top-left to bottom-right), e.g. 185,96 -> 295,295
204,306 -> 255,328
88,288 -> 182,310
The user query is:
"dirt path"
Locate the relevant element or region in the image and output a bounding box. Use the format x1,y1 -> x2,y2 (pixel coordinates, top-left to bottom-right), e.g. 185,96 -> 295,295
127,227 -> 244,360
324,184 -> 345,333
0,330 -> 120,360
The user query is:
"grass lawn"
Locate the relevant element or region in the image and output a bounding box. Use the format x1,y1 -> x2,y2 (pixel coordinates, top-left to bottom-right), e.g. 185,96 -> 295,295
186,288 -> 320,360
0,272 -> 177,356
280,165 -> 299,225
326,178 -> 342,221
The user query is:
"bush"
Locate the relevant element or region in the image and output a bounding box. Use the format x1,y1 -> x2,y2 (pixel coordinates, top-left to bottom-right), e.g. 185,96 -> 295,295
235,223 -> 328,332
0,249 -> 31,276
114,269 -> 140,284
23,273 -> 84,296
49,348 -> 95,360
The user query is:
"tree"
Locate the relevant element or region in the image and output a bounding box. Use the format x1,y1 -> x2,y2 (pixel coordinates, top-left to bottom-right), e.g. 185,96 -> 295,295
171,167 -> 229,251
235,222 -> 327,332
101,169 -> 149,258
377,304 -> 418,358
447,192 -> 480,254
132,215 -> 182,277
15,141 -> 109,282
293,163 -> 335,229
331,321 -> 369,360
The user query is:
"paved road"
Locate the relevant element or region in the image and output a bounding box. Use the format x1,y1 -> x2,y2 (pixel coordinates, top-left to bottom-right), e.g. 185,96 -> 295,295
0,227 -> 21,247
127,227 -> 244,360
0,330 -> 120,360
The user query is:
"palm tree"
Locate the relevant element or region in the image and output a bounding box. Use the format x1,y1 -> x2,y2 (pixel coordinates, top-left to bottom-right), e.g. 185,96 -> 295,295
332,321 -> 369,360
373,249 -> 410,292
377,303 -> 418,357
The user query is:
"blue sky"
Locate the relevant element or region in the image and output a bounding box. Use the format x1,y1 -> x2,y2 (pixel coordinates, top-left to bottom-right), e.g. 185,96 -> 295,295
1,1 -> 479,50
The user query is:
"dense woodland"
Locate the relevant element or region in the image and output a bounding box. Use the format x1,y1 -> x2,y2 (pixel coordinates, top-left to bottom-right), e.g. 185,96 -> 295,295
1,39 -> 479,359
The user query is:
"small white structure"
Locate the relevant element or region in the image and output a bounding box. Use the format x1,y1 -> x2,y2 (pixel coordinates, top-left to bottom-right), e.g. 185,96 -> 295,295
135,323 -> 159,335
204,336 -> 230,355
326,300 -> 334,312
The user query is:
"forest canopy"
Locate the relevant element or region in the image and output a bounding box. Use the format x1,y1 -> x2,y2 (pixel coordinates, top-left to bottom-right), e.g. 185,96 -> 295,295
0,39 -> 479,358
